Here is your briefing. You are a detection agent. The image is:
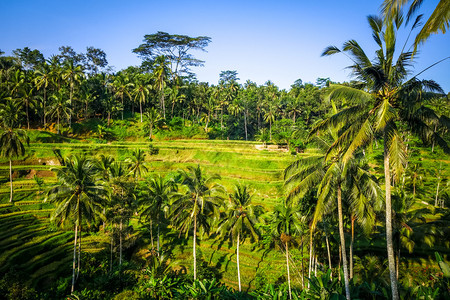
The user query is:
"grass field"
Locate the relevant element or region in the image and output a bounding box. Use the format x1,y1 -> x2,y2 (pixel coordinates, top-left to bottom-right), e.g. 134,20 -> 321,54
1,132 -> 449,291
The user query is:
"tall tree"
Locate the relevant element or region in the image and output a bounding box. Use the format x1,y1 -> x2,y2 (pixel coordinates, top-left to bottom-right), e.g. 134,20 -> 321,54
132,74 -> 151,123
270,200 -> 305,299
62,59 -> 84,126
140,174 -> 176,252
133,32 -> 211,79
318,12 -> 449,299
170,165 -> 223,280
153,55 -> 170,119
217,184 -> 261,292
0,125 -> 29,203
381,0 -> 450,50
46,155 -> 106,293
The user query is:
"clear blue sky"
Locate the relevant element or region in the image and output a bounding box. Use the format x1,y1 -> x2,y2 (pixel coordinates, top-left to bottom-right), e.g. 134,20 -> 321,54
1,0 -> 449,91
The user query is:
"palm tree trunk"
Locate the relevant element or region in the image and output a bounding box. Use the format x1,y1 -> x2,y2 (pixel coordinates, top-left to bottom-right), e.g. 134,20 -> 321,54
121,94 -> 124,120
435,179 -> 440,206
237,233 -> 241,292
286,241 -> 292,299
350,215 -> 355,279
150,221 -> 154,249
43,88 -> 47,126
193,214 -> 197,280
157,219 -> 160,252
338,184 -> 351,300
301,241 -> 304,288
69,84 -> 73,128
9,160 -> 13,203
338,246 -> 341,281
77,224 -> 81,279
314,255 -> 317,276
161,92 -> 166,119
244,110 -> 248,141
26,102 -> 30,129
325,231 -> 332,278
71,221 -> 78,293
140,99 -> 143,123
120,219 -> 122,265
396,248 -> 400,280
57,111 -> 60,134
110,235 -> 114,272
384,137 -> 399,300
308,235 -> 313,288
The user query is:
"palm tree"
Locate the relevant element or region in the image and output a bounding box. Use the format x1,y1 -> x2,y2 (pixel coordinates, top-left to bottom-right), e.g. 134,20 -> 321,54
132,74 -> 151,123
381,0 -> 450,50
217,184 -> 261,292
139,174 -> 176,252
170,165 -> 224,280
153,55 -> 170,119
125,149 -> 148,179
144,108 -> 162,140
45,155 -> 106,293
112,73 -> 132,120
106,161 -> 135,265
284,136 -> 354,300
18,82 -> 36,129
0,126 -> 29,202
62,59 -> 84,127
47,89 -> 72,134
270,199 -> 305,299
35,63 -> 51,126
318,12 -> 448,299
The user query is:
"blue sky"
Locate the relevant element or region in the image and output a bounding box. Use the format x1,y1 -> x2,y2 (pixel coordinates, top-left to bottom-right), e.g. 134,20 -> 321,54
1,0 -> 449,91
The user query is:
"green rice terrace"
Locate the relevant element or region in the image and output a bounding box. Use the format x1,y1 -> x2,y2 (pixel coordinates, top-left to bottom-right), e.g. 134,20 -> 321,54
1,1 -> 450,298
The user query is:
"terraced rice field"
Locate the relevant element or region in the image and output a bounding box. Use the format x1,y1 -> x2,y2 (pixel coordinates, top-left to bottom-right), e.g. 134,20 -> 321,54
0,137 -> 305,289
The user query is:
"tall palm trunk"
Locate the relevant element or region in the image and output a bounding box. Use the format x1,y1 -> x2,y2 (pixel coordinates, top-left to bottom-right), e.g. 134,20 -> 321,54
43,88 -> 47,126
237,233 -> 241,292
26,102 -> 30,130
325,231 -> 332,278
121,94 -> 124,120
77,224 -> 81,279
140,99 -> 143,123
193,214 -> 197,280
301,241 -> 304,288
110,235 -> 114,272
161,92 -> 166,119
350,215 -> 355,279
9,160 -> 13,202
384,137 -> 399,300
71,220 -> 78,293
244,110 -> 248,141
119,219 -> 123,265
286,241 -> 292,299
338,184 -> 351,300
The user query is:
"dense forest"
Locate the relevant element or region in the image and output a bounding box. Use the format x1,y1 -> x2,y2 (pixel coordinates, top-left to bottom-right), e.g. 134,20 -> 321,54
1,1 -> 449,299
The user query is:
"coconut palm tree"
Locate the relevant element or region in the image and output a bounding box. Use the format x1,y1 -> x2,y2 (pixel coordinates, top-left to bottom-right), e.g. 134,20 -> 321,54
125,149 -> 148,180
0,125 -> 29,203
170,165 -> 223,280
139,174 -> 176,252
153,55 -> 170,119
270,199 -> 305,299
144,107 -> 162,140
47,89 -> 72,134
45,155 -> 106,293
35,63 -> 51,126
106,161 -> 135,265
381,0 -> 450,50
217,184 -> 261,292
132,74 -> 151,123
317,12 -> 448,299
62,59 -> 84,127
112,72 -> 133,120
